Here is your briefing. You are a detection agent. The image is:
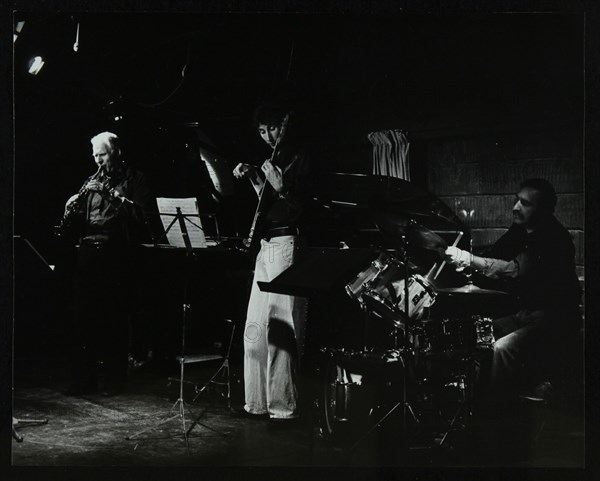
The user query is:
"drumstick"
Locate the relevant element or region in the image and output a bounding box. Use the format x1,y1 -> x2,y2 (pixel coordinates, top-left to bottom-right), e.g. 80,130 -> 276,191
433,231 -> 464,280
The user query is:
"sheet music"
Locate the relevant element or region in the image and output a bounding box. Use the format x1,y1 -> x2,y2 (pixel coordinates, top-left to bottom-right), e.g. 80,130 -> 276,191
200,148 -> 235,196
156,197 -> 207,248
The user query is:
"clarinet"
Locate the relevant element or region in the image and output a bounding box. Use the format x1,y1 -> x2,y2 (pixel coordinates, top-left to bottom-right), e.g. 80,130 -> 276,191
54,165 -> 105,237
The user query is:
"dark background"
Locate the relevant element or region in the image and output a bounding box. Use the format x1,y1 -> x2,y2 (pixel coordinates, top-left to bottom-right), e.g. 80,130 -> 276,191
2,0 -> 599,477
7,4 -> 591,399
13,11 -> 583,251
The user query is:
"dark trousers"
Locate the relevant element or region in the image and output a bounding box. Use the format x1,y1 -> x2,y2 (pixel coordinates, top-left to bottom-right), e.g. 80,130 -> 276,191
489,309 -> 576,402
68,242 -> 132,388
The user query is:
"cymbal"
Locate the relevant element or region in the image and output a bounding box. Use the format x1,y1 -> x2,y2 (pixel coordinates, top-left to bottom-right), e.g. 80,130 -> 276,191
312,173 -> 466,250
437,283 -> 509,296
406,224 -> 448,253
367,178 -> 465,232
315,174 -> 463,226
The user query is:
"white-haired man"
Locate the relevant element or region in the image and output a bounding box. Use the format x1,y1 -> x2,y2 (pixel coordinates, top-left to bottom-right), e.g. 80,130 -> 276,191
64,131 -> 151,396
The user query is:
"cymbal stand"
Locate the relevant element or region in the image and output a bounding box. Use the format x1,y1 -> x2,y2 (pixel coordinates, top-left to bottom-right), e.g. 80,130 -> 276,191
347,235 -> 421,452
347,352 -> 421,452
400,232 -> 420,439
435,354 -> 477,449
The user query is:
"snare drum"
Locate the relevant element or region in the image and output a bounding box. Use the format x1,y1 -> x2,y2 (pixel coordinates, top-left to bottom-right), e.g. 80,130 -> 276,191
362,274 -> 436,328
421,315 -> 496,357
345,252 -> 398,308
473,315 -> 495,349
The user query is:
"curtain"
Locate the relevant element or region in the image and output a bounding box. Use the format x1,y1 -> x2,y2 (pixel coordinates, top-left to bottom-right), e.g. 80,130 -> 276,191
368,129 -> 410,180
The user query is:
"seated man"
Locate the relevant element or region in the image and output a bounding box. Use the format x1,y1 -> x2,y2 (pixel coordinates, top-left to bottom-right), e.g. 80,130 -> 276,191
445,178 -> 582,408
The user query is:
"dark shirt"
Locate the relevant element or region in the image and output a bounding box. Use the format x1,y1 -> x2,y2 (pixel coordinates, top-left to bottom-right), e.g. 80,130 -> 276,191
485,216 -> 581,326
79,166 -> 152,244
263,144 -> 311,232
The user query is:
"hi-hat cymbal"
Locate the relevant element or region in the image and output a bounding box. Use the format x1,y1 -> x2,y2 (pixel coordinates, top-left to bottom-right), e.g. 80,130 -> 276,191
437,283 -> 509,296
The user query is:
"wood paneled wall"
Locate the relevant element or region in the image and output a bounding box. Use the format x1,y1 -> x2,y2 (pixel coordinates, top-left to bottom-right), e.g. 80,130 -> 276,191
424,126 -> 584,266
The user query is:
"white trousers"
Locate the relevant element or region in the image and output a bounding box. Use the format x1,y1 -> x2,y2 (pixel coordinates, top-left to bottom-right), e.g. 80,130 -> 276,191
243,235 -> 307,419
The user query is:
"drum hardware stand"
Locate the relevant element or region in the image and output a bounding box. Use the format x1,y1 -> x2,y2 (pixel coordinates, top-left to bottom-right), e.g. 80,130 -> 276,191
347,353 -> 421,452
435,377 -> 467,448
345,236 -> 423,453
350,227 -> 465,453
431,233 -> 476,450
361,303 -> 371,352
433,354 -> 477,449
401,233 -> 418,439
126,208 -> 223,451
12,416 -> 48,443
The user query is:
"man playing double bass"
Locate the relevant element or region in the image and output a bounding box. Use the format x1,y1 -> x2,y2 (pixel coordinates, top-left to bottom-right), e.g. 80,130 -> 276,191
232,101 -> 310,425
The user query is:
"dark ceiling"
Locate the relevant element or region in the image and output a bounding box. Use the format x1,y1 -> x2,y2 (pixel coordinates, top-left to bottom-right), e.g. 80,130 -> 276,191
15,12 -> 583,144
13,11 -> 584,251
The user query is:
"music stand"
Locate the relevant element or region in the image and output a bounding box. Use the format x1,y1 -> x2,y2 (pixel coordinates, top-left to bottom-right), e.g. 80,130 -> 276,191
125,201 -> 225,451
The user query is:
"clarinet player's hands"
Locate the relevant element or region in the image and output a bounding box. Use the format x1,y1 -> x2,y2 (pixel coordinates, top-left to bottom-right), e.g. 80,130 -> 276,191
65,194 -> 80,212
85,179 -> 106,193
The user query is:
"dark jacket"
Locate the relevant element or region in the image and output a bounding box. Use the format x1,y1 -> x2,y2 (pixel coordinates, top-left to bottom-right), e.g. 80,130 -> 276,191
487,215 -> 582,328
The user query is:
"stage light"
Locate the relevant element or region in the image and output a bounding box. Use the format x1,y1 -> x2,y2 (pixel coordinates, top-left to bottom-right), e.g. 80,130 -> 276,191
73,22 -> 80,52
104,100 -> 125,122
13,20 -> 25,43
27,56 -> 45,75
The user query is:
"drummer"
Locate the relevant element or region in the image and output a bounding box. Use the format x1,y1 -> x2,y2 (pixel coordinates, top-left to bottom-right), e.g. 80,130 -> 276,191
444,179 -> 581,410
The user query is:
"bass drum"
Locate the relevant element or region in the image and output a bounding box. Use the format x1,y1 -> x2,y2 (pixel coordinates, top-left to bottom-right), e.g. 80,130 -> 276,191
319,349 -> 404,441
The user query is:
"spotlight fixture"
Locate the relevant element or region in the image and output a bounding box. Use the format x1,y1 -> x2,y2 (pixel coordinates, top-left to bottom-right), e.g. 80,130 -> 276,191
13,20 -> 25,43
27,56 -> 45,75
73,22 -> 80,52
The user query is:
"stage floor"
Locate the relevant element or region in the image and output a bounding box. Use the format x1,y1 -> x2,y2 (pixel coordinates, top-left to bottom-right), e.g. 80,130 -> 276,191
11,358 -> 584,468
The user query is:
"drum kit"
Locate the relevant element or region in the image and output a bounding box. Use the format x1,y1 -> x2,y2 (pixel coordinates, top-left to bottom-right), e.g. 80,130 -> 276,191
316,175 -> 510,450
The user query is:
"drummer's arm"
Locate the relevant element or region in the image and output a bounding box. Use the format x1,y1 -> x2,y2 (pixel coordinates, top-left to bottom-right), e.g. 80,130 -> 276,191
445,247 -> 525,279
471,255 -> 520,278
